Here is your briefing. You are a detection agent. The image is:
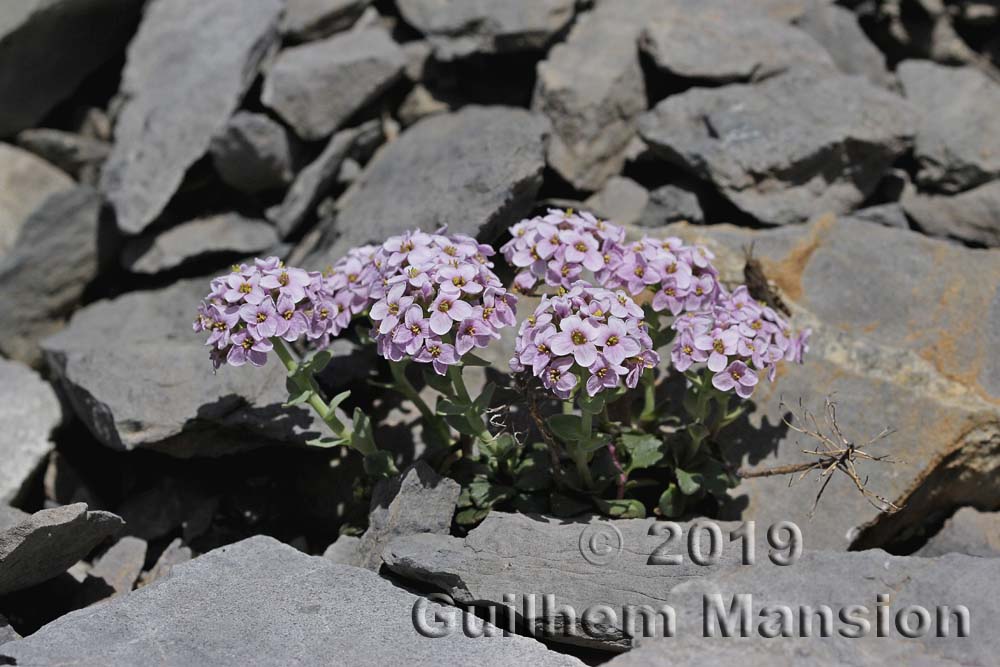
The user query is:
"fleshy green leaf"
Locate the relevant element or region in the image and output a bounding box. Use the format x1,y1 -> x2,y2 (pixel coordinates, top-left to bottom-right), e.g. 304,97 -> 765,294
595,497 -> 646,519
547,414 -> 583,441
619,433 -> 664,472
461,353 -> 491,367
675,468 -> 702,496
435,398 -> 468,415
305,436 -> 347,449
327,390 -> 351,412
658,483 -> 686,518
284,388 -> 314,408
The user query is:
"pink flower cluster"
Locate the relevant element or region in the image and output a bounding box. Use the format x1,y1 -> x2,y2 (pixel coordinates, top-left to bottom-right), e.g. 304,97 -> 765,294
604,236 -> 720,316
194,257 -> 352,369
501,209 -> 625,292
671,286 -> 810,398
511,283 -> 659,399
367,230 -> 518,375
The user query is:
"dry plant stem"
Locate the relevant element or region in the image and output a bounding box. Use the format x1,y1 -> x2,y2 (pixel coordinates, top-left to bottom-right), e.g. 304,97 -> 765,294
737,396 -> 902,517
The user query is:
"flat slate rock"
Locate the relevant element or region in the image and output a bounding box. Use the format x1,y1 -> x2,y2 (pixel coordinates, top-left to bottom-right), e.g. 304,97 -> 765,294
386,512 -> 1000,659
353,461 -> 460,570
268,121 -> 383,239
0,143 -> 74,257
209,112 -> 298,195
0,0 -> 143,137
0,358 -> 61,503
0,612 -> 18,644
139,538 -> 192,587
101,0 -> 283,235
282,0 -> 373,42
639,71 -> 917,224
15,128 -> 111,183
0,186 -> 110,366
916,508 -> 1000,558
853,202 -> 910,229
606,551 -> 1000,665
898,60 -> 1000,193
638,183 -> 704,227
397,0 -> 576,59
261,27 -> 405,141
0,503 -> 124,596
122,213 -> 279,274
902,179 -> 1000,247
384,512 -> 751,650
666,216 -> 1000,550
639,3 -> 837,83
793,1 -> 893,87
532,0 -> 647,191
0,536 -> 584,666
584,176 -> 649,227
41,279 -> 325,457
312,106 -> 548,265
77,536 -> 148,604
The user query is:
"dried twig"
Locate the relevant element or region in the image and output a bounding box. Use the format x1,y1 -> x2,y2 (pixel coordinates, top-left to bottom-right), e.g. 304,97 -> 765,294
737,396 -> 902,518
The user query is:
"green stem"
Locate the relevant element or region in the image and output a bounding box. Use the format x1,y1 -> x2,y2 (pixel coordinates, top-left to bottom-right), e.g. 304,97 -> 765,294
273,339 -> 338,428
573,408 -> 595,490
448,365 -> 494,446
639,370 -> 657,423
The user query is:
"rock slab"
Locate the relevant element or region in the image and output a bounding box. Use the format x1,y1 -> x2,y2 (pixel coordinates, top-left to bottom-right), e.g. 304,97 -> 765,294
0,186 -> 110,365
0,503 -> 124,596
41,279 -> 323,457
0,536 -> 583,666
313,106 -> 548,264
209,112 -> 298,194
0,143 -> 74,256
917,507 -> 1000,558
0,358 -> 62,503
0,0 -> 143,136
262,27 -> 405,141
101,0 -> 284,234
639,72 -> 917,224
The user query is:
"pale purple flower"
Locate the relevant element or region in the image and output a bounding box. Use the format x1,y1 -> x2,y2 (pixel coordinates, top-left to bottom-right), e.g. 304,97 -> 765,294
227,331 -> 272,367
240,297 -> 280,339
695,327 -> 740,373
455,317 -> 496,356
223,271 -> 265,305
428,293 -> 474,335
415,338 -> 460,375
261,266 -> 311,303
586,356 -> 623,396
594,317 -> 641,365
712,360 -> 758,398
549,315 -> 599,367
542,356 -> 578,399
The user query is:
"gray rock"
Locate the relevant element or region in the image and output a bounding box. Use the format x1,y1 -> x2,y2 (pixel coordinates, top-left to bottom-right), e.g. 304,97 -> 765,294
397,84 -> 453,127
209,112 -> 298,194
0,506 -> 29,533
386,512 -> 1000,659
282,0 -> 372,42
606,550 -> 1000,665
665,216 -> 1000,550
898,60 -> 1000,193
267,121 -> 384,239
0,536 -> 584,666
261,28 -> 406,141
794,2 -> 894,87
0,0 -> 143,137
902,180 -> 1000,247
917,507 -> 1000,558
0,503 -> 124,596
40,279 -> 325,457
0,613 -> 18,644
101,0 -> 284,235
78,536 -> 148,604
15,128 -> 111,183
0,143 -> 74,256
322,534 -> 361,564
584,176 -> 649,227
385,512 -> 751,649
311,106 -> 548,264
853,202 -> 910,229
122,214 -> 279,274
0,358 -> 61,504
638,183 -> 704,227
139,538 -> 192,587
639,72 -> 917,224
0,186 -> 110,365
354,461 -> 460,570
532,0 -> 647,191
115,477 -> 217,542
639,4 -> 837,83
398,0 -> 576,59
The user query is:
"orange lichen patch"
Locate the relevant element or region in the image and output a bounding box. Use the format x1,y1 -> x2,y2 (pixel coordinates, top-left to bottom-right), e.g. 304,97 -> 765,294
760,212 -> 836,304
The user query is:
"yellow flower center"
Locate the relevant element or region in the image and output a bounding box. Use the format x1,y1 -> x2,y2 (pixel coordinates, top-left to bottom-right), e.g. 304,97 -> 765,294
606,335 -> 619,347
571,331 -> 587,345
